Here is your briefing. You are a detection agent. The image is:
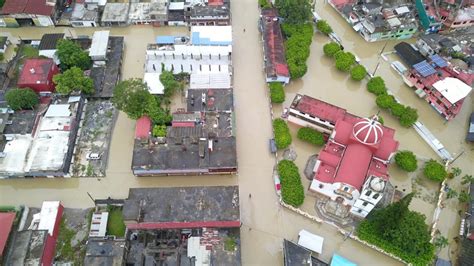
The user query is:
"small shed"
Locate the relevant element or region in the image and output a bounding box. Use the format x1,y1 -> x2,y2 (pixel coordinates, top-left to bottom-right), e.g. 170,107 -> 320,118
135,116 -> 152,139
89,31 -> 110,62
297,230 -> 324,254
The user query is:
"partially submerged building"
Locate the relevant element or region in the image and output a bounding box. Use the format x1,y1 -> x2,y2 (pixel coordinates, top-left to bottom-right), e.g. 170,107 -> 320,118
38,33 -> 64,64
186,1 -> 231,26
0,96 -> 85,178
17,58 -> 60,94
5,201 -> 63,266
70,0 -> 101,27
101,3 -> 130,27
259,8 -> 290,84
128,0 -> 168,26
329,0 -> 418,42
123,186 -> 241,265
0,212 -> 15,260
0,0 -> 59,27
84,238 -> 128,265
288,94 -> 399,222
417,0 -> 474,31
395,42 -> 473,120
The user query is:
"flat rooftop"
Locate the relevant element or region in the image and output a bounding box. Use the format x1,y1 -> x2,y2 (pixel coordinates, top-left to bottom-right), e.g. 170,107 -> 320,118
129,1 -> 168,21
91,37 -> 124,98
187,89 -> 233,112
123,186 -> 240,225
5,230 -> 47,265
101,3 -> 130,23
84,239 -> 126,265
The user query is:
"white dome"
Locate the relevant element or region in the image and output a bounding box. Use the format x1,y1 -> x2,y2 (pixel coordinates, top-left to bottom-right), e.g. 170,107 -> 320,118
352,116 -> 383,145
370,177 -> 385,192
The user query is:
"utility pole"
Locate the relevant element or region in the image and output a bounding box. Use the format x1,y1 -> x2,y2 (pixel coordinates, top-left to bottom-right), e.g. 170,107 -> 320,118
448,150 -> 465,166
87,192 -> 95,205
372,41 -> 389,76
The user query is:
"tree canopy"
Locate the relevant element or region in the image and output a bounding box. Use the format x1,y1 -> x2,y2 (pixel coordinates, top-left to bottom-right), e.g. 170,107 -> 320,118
277,160 -> 305,207
323,42 -> 341,57
269,82 -> 285,103
376,94 -> 395,109
334,51 -> 356,72
273,118 -> 292,149
367,76 -> 387,95
53,67 -> 94,95
159,70 -> 181,99
350,65 -> 367,81
423,159 -> 447,182
5,88 -> 39,111
297,127 -> 325,146
399,106 -> 418,127
113,78 -> 154,120
282,23 -> 313,80
357,193 -> 435,265
394,150 -> 418,172
316,20 -> 333,35
275,0 -> 312,25
56,39 -> 91,70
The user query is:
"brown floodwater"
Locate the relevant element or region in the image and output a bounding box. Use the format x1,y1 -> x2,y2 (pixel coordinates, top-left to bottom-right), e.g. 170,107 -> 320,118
0,0 -> 472,264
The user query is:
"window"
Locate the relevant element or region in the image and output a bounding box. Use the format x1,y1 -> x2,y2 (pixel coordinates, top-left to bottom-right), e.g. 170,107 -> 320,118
373,193 -> 380,199
362,202 -> 368,206
343,187 -> 349,192
365,190 -> 372,196
319,184 -> 324,189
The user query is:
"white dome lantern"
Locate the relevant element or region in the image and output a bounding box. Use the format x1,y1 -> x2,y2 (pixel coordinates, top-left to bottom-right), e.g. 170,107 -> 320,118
370,177 -> 385,192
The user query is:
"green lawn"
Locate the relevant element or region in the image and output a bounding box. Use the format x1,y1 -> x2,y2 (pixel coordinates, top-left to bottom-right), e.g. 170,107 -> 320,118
107,207 -> 126,237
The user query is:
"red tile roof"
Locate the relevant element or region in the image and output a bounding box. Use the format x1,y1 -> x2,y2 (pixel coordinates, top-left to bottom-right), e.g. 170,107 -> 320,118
41,235 -> 56,266
261,8 -> 290,79
293,95 -> 348,124
0,212 -> 15,256
18,58 -> 55,86
126,221 -> 241,230
135,116 -> 152,139
1,0 -> 54,16
333,144 -> 372,189
208,0 -> 224,6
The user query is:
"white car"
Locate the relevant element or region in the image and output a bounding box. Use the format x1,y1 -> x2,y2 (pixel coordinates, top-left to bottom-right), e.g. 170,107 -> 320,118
86,153 -> 102,160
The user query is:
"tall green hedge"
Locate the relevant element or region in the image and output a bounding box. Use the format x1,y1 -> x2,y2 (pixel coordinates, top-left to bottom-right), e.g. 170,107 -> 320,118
282,23 -> 313,79
423,159 -> 447,182
269,82 -> 285,103
273,118 -> 292,149
297,127 -> 325,146
277,160 -> 305,207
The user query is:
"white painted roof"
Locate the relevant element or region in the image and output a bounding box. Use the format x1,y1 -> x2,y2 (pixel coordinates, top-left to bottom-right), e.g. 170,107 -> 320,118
169,2 -> 184,10
144,72 -> 164,94
89,31 -> 110,59
191,26 -> 232,45
298,229 -> 324,254
190,73 -> 231,89
38,201 -> 61,236
433,77 -> 472,104
89,212 -> 109,237
395,6 -> 410,14
187,237 -> 210,266
45,104 -> 71,117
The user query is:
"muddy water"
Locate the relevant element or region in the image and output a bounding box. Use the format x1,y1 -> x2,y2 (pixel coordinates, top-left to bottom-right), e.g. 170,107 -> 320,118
0,0 -> 470,264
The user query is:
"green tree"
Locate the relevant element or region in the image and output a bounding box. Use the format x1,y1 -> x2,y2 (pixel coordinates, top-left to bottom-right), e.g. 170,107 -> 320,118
378,115 -> 384,125
461,174 -> 474,185
433,235 -> 449,250
113,78 -> 153,120
357,193 -> 435,265
0,53 -> 4,61
389,103 -> 405,118
334,51 -> 356,72
277,160 -> 305,207
350,65 -> 367,81
297,127 -> 325,146
316,20 -> 333,35
258,0 -> 271,8
458,191 -> 471,203
145,95 -> 172,125
399,106 -> 418,127
288,58 -> 308,79
376,94 -> 395,109
367,76 -> 386,95
423,159 -> 447,182
323,42 -> 341,57
269,82 -> 285,103
153,125 -> 167,137
394,150 -> 418,172
446,188 -> 458,199
56,39 -> 91,70
53,67 -> 94,95
275,0 -> 312,25
159,71 -> 180,99
451,167 -> 462,177
273,118 -> 292,149
5,88 -> 39,111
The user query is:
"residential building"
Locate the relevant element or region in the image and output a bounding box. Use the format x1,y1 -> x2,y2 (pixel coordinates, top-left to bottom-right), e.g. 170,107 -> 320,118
259,8 -> 290,84
38,33 -> 64,64
5,201 -> 63,266
84,238 -> 127,265
0,212 -> 15,260
0,0 -> 59,27
0,96 -> 85,178
123,186 -> 241,265
101,3 -> 130,27
415,0 -> 443,33
329,0 -> 419,42
459,182 -> 474,265
395,42 -> 473,120
288,94 -> 399,222
0,36 -> 9,53
89,30 -> 109,63
17,58 -> 60,94
416,29 -> 473,59
186,1 -> 231,26
88,212 -> 108,238
168,2 -> 186,26
70,1 -> 100,27
419,0 -> 474,30
128,0 -> 168,26
283,239 -> 328,266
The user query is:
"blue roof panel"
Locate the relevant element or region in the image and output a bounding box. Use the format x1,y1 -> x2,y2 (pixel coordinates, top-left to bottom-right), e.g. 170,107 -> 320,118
430,54 -> 448,68
191,32 -> 231,46
413,60 -> 437,77
156,36 -> 176,44
331,254 -> 357,266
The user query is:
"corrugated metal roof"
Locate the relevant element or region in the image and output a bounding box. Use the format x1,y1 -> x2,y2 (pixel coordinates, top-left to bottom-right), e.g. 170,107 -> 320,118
89,31 -> 110,59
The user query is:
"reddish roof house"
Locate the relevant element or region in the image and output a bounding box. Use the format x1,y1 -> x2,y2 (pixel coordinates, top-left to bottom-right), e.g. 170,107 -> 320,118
260,8 -> 290,84
5,201 -> 63,265
0,212 -> 15,258
17,58 -> 59,94
135,116 -> 152,140
0,0 -> 58,27
288,94 -> 399,220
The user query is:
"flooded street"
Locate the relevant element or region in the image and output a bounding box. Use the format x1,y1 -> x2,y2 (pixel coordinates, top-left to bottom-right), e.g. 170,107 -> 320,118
0,0 -> 472,264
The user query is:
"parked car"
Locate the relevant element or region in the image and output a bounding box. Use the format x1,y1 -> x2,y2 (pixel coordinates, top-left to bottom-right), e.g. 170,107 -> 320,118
467,113 -> 474,142
269,139 -> 277,154
86,153 -> 102,160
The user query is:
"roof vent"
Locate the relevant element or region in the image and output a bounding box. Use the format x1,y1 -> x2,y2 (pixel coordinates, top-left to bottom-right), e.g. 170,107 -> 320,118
30,68 -> 35,74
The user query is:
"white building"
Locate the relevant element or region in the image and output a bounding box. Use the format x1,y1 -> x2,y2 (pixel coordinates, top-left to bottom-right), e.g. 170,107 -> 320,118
89,31 -> 110,64
350,176 -> 388,218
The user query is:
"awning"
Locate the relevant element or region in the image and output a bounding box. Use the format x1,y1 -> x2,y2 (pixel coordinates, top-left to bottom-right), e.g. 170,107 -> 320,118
297,229 -> 324,254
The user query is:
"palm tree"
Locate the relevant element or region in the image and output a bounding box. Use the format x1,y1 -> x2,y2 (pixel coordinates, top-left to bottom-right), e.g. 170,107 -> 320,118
461,175 -> 474,185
